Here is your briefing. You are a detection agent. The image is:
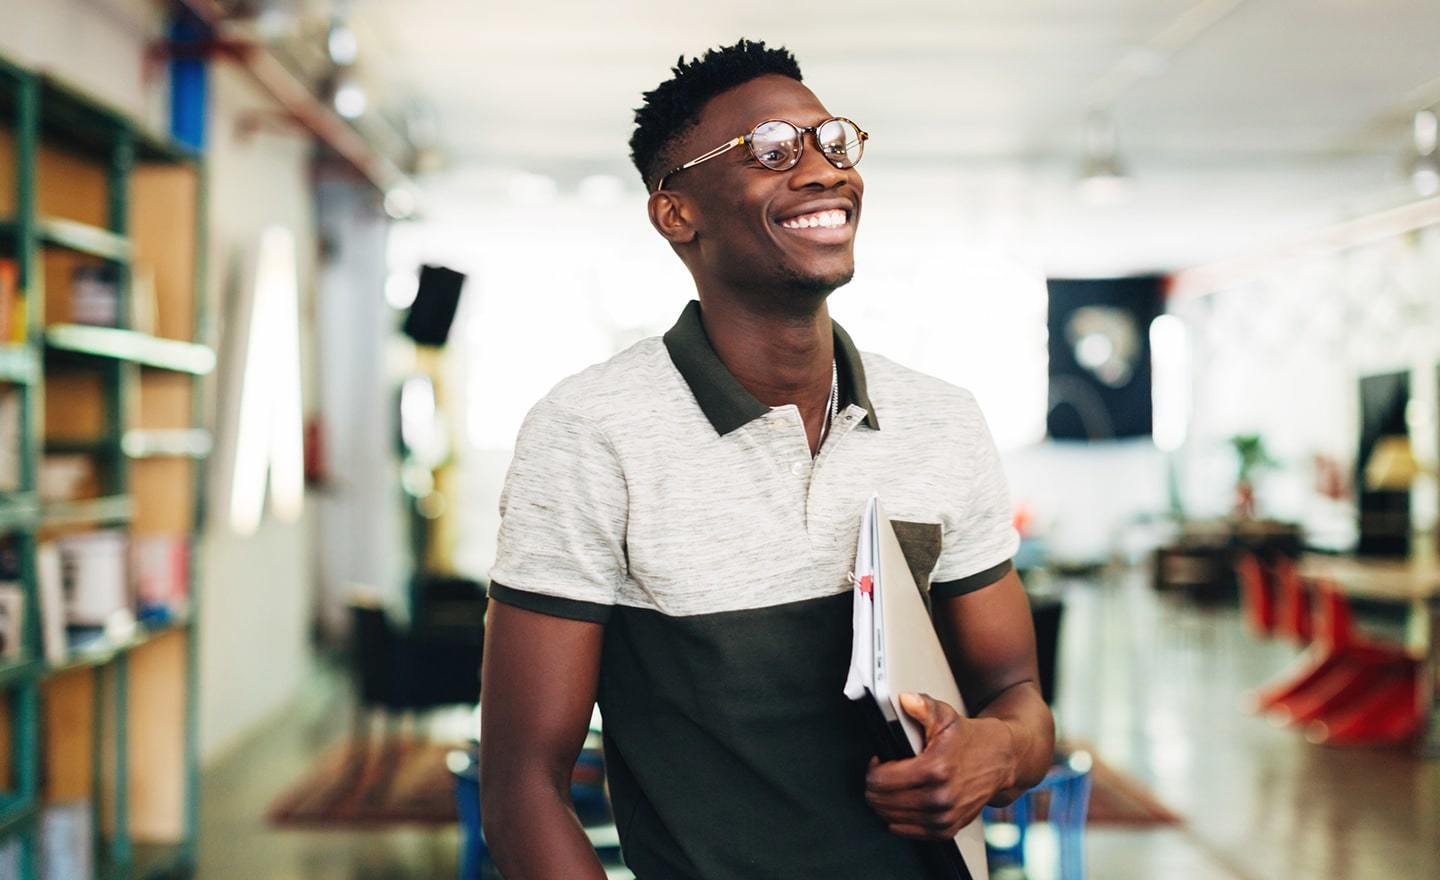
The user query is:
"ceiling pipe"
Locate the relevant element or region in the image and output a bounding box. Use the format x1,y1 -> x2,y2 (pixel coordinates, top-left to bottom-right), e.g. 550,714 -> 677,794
1167,195 -> 1440,300
169,0 -> 415,199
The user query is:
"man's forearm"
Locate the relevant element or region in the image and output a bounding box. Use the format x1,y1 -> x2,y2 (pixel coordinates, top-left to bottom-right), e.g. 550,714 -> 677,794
976,680 -> 1055,806
482,777 -> 608,880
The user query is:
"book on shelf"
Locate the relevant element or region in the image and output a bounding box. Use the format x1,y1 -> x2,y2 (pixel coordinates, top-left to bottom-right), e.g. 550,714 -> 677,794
0,388 -> 18,493
130,263 -> 158,336
0,258 -> 19,344
133,533 -> 188,621
37,542 -> 65,664
69,265 -> 119,327
0,835 -> 19,880
0,583 -> 22,660
41,801 -> 94,880
58,530 -> 128,627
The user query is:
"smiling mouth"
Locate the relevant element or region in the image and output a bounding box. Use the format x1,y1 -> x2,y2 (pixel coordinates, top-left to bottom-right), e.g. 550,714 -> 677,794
778,208 -> 849,230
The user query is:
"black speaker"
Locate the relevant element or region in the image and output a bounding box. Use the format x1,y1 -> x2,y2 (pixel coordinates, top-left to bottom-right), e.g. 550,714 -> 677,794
1046,276 -> 1163,441
402,265 -> 467,347
1356,371 -> 1410,557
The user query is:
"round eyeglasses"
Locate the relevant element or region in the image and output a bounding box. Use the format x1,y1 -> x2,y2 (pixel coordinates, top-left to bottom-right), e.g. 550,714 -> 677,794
655,117 -> 868,191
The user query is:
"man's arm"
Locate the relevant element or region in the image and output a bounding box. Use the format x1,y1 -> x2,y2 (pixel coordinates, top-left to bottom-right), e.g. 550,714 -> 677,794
864,569 -> 1056,840
479,599 -> 609,879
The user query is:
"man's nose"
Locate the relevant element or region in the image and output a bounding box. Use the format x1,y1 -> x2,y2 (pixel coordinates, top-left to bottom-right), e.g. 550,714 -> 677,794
788,134 -> 853,190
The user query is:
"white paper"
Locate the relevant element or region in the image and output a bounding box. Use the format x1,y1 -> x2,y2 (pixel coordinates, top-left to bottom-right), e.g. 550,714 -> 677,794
843,495 -> 879,701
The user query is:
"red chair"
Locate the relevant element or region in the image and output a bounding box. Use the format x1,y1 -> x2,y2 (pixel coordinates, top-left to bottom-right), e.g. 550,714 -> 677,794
1235,552 -> 1277,638
1307,661 -> 1421,746
1265,648 -> 1406,725
1272,556 -> 1313,644
1249,575 -> 1422,747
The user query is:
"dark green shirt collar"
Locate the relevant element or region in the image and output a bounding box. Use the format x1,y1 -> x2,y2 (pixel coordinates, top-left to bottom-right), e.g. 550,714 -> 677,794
663,300 -> 881,436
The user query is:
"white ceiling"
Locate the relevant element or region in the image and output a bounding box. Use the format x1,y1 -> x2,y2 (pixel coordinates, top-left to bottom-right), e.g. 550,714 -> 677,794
342,0 -> 1440,275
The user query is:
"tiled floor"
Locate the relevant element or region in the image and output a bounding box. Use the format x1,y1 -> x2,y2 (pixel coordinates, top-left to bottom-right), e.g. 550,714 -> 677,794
197,569 -> 1440,879
1053,571 -> 1439,880
198,666 -> 465,879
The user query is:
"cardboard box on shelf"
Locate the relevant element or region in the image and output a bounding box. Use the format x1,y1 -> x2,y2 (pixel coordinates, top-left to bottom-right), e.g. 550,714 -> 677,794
38,454 -> 97,502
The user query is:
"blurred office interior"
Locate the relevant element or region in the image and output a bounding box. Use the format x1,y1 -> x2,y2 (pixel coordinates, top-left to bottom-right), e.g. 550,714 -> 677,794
2,0 -> 1439,878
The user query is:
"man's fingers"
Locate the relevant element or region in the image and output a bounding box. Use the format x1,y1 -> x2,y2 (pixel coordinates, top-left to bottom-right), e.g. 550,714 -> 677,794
864,783 -> 967,818
865,753 -> 949,793
899,692 -> 960,747
865,786 -> 939,814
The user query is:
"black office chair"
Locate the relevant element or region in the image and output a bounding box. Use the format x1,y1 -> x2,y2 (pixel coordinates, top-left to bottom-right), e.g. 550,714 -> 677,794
349,577 -> 486,738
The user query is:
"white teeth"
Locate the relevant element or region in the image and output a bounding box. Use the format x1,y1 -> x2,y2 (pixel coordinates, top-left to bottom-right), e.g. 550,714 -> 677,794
781,208 -> 848,230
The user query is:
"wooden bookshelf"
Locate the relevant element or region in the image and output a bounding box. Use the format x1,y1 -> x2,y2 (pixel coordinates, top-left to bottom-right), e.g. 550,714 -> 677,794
0,54 -> 210,878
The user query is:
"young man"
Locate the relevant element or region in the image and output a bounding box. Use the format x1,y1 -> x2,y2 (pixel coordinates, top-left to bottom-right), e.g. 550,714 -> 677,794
480,40 -> 1054,880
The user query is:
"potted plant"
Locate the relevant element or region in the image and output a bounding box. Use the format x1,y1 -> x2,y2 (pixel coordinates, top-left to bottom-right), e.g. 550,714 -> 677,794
1229,433 -> 1276,520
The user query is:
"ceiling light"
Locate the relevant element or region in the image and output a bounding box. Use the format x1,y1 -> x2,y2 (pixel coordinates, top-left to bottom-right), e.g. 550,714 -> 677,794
1076,111 -> 1134,206
383,187 -> 420,220
1413,162 -> 1440,198
385,272 -> 419,310
1077,155 -> 1133,207
1408,109 -> 1439,197
327,22 -> 359,66
333,78 -> 367,119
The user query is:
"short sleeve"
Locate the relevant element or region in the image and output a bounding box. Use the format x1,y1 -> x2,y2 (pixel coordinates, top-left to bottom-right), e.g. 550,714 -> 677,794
930,391 -> 1021,598
488,396 -> 627,623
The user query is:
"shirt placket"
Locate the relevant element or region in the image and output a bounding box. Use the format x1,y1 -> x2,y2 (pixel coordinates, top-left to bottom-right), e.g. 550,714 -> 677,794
765,404 -> 866,550
807,405 -> 866,554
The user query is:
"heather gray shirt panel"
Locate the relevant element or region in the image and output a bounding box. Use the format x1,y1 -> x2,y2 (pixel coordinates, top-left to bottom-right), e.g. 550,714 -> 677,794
489,347 -> 1019,613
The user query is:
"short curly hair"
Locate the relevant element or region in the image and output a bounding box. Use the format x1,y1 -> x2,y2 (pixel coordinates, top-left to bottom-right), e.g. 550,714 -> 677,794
629,39 -> 803,191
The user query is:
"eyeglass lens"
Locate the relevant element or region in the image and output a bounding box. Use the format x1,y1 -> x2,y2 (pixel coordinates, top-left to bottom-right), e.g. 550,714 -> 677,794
751,119 -> 864,171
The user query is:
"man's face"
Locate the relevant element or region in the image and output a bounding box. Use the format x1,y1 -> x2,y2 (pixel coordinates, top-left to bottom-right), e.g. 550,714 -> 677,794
665,75 -> 864,304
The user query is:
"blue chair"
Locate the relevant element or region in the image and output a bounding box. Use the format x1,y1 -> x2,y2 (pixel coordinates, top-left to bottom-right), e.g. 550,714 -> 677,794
984,750 -> 1093,880
449,727 -> 620,880
448,747 -> 487,880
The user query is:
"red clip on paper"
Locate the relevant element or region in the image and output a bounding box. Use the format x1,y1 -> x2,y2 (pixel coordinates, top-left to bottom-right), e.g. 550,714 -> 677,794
859,574 -> 873,595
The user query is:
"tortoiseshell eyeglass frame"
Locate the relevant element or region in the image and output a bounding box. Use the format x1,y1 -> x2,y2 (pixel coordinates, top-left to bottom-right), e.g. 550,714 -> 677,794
654,117 -> 869,191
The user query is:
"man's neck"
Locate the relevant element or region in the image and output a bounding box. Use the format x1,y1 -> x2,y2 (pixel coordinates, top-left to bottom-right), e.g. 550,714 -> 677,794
696,293 -> 836,451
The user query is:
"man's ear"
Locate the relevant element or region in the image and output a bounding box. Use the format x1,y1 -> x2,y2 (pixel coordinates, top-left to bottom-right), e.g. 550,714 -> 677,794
648,190 -> 697,245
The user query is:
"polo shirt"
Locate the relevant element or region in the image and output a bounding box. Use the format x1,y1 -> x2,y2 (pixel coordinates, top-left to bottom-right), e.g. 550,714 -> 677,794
489,300 -> 1020,880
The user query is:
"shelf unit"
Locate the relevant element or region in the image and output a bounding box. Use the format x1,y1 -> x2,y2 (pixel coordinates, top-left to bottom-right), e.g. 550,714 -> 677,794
0,54 -> 211,880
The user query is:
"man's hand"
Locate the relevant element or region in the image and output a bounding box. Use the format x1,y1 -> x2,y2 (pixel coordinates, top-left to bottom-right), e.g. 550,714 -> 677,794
864,692 -> 1019,841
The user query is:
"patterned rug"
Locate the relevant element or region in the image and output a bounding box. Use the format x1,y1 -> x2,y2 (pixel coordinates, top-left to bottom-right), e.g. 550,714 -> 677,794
1075,748 -> 1183,826
267,737 -> 461,827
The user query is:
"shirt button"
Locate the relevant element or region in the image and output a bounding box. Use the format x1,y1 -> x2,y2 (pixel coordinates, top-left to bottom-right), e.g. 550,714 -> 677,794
790,461 -> 807,476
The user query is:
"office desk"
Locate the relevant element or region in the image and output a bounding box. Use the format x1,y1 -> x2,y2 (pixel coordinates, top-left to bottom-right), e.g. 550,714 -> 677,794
1297,554 -> 1440,755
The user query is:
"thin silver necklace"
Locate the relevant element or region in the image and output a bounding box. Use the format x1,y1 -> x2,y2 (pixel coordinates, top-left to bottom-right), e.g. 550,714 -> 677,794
817,358 -> 839,455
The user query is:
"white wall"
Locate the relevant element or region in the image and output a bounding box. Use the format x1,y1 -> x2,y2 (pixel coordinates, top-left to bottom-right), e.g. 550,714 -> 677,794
198,63 -> 319,761
0,0 -> 167,130
2,0 -> 322,763
312,174 -> 407,635
1170,222 -> 1440,547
